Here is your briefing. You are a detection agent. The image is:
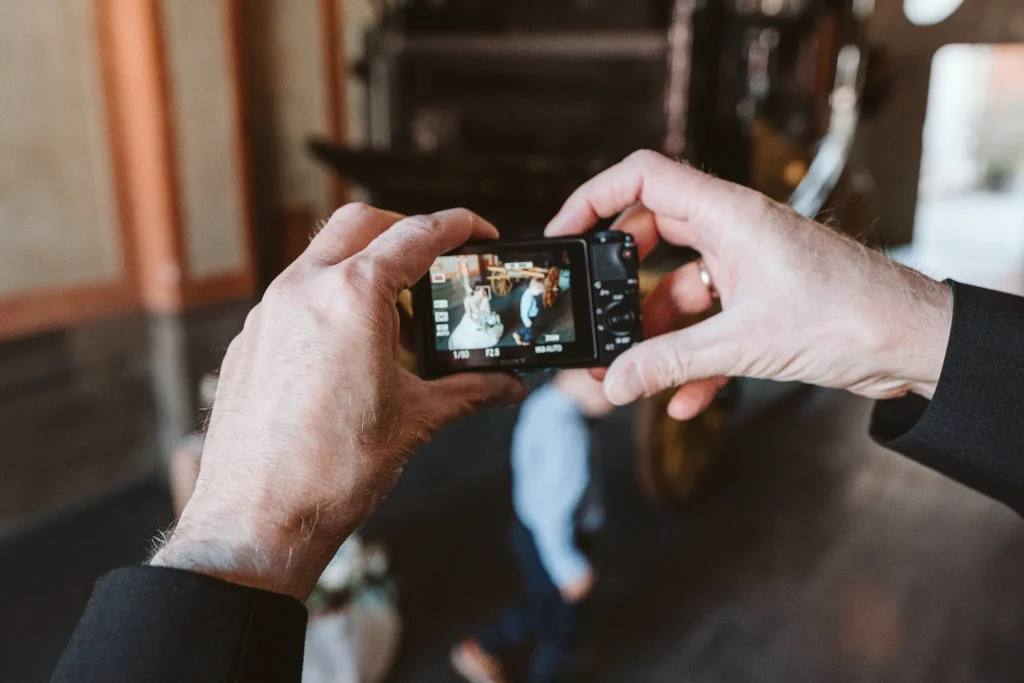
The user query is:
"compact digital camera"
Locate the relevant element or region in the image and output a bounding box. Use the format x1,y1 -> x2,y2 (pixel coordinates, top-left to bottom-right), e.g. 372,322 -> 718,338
413,231 -> 642,378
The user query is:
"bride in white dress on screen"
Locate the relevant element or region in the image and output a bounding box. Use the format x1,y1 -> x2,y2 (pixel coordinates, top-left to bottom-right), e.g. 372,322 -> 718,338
449,285 -> 504,350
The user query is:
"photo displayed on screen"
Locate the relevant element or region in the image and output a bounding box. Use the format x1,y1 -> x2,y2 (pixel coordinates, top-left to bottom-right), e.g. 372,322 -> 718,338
428,251 -> 576,352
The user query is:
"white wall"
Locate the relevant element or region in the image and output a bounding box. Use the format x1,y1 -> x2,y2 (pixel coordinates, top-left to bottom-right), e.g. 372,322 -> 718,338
0,0 -> 122,296
273,0 -> 334,215
919,44 -> 993,196
161,0 -> 248,279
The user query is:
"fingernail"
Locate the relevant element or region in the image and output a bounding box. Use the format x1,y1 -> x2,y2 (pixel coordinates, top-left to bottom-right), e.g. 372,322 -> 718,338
605,364 -> 645,405
543,218 -> 565,236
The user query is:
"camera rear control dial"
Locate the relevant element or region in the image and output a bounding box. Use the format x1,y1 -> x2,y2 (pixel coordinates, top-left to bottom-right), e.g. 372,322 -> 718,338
589,230 -> 642,366
603,302 -> 638,335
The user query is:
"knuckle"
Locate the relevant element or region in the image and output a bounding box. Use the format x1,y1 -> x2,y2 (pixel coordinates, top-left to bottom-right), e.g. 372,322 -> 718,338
241,304 -> 262,333
668,345 -> 693,386
626,149 -> 662,166
233,307 -> 264,348
444,207 -> 477,225
329,201 -> 375,225
400,213 -> 443,237
338,256 -> 398,308
632,361 -> 661,398
271,259 -> 309,289
263,274 -> 294,305
645,340 -> 690,390
265,252 -> 318,297
749,188 -> 782,221
337,256 -> 378,292
224,329 -> 245,358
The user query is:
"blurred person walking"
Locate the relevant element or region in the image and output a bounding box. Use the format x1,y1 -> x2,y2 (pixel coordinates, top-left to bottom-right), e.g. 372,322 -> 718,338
514,277 -> 547,346
452,370 -> 611,683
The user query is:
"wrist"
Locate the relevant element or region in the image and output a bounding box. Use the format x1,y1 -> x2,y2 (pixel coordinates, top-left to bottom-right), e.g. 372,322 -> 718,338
862,268 -> 952,400
150,509 -> 332,601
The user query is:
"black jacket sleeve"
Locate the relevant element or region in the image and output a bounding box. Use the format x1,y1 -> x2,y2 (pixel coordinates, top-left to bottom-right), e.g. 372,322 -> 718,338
51,566 -> 308,683
871,281 -> 1024,515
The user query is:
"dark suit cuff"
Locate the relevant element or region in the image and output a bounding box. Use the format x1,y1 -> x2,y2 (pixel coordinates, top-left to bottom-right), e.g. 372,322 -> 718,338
53,566 -> 308,683
871,281 -> 1024,515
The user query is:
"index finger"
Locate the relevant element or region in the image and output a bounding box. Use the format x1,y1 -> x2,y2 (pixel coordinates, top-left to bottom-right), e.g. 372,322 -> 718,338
544,150 -> 744,244
356,208 -> 500,292
608,204 -> 660,261
304,203 -> 405,267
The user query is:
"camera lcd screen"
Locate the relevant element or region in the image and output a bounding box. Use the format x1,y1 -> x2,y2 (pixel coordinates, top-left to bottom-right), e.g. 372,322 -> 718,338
419,240 -> 597,374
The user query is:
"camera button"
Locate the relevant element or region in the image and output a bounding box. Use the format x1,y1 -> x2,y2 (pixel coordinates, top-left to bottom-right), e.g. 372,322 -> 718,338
603,303 -> 638,334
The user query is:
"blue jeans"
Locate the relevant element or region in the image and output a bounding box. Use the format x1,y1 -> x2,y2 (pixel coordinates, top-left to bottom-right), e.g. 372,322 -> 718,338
477,521 -> 579,683
517,325 -> 536,343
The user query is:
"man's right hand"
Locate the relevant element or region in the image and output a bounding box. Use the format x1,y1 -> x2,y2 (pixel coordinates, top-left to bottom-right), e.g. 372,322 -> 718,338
546,150 -> 954,420
152,205 -> 525,601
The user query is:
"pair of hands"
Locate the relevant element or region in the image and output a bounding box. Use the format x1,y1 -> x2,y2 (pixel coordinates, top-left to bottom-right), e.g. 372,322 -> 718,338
152,151 -> 952,600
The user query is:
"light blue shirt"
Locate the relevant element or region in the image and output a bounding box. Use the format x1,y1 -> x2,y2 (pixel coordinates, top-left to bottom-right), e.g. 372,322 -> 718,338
520,291 -> 540,327
511,384 -> 591,589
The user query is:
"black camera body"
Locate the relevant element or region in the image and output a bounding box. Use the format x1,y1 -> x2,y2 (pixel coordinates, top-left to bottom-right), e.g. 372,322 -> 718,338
414,231 -> 641,378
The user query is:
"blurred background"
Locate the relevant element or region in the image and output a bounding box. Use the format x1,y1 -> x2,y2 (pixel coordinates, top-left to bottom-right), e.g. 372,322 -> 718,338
1,0 -> 1023,681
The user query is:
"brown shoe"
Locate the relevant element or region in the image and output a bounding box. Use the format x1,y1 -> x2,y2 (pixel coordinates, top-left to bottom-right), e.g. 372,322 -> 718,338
451,639 -> 506,683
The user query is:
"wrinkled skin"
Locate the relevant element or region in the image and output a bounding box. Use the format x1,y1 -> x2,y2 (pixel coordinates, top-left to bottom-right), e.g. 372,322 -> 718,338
152,152 -> 953,600
152,206 -> 525,599
546,150 -> 952,420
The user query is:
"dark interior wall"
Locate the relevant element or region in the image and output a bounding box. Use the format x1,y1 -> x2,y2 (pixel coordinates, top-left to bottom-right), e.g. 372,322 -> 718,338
0,301 -> 250,538
864,0 -> 1024,246
0,318 -> 157,535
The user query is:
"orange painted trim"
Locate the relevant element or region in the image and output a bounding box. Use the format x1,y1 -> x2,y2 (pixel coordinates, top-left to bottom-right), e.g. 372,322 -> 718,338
0,267 -> 254,341
94,0 -> 141,299
97,0 -> 187,313
0,0 -> 255,342
222,0 -> 258,297
320,0 -> 348,208
0,0 -> 152,341
0,282 -> 139,341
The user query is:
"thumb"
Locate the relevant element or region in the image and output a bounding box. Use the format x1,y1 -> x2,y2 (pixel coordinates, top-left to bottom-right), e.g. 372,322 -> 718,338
422,372 -> 527,426
603,314 -> 739,405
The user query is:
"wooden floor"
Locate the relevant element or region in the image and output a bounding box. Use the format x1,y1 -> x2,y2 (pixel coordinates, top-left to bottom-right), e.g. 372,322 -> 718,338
368,381 -> 1024,683
2,381 -> 1023,682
